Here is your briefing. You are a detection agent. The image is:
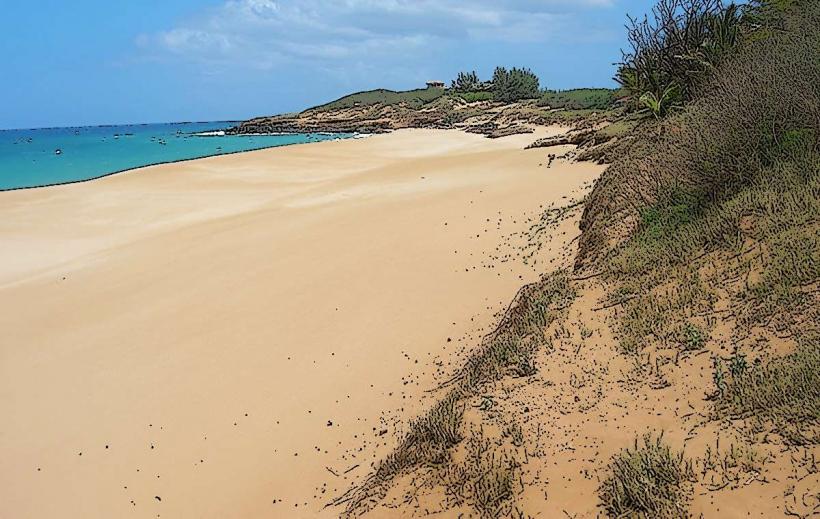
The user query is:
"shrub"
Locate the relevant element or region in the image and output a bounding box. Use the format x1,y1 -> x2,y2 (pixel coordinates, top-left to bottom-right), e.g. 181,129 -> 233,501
492,67 -> 540,103
616,0 -> 745,117
679,323 -> 707,351
451,71 -> 481,92
578,0 -> 820,269
600,434 -> 694,518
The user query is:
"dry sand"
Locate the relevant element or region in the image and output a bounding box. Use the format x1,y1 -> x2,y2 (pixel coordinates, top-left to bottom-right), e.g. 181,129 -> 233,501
0,128 -> 603,518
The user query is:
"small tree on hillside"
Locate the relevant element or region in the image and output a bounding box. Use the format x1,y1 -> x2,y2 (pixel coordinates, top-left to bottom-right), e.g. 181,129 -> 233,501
452,71 -> 481,92
492,67 -> 541,102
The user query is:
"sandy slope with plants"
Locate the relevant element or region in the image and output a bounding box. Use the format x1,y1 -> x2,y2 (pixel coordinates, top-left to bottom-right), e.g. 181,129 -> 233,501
341,2 -> 820,516
0,128 -> 604,518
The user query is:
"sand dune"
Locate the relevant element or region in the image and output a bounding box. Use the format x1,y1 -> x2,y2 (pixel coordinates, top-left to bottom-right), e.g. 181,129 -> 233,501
0,128 -> 604,518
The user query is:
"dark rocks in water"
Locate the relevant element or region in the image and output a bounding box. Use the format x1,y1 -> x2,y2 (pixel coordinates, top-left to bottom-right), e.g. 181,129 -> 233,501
225,117 -> 392,136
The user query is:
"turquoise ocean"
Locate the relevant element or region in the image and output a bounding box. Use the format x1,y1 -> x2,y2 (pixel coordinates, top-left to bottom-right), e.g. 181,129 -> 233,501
0,122 -> 353,191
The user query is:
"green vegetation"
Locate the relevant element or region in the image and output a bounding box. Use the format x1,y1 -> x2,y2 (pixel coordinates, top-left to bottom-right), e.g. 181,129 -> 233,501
343,271 -> 576,516
454,91 -> 494,103
575,4 -> 820,514
451,71 -> 481,92
616,0 -> 746,117
468,437 -> 520,518
492,67 -> 540,103
539,88 -> 617,110
599,434 -> 694,519
336,0 -> 818,516
579,0 -> 819,362
715,334 -> 820,445
438,430 -> 522,519
677,322 -> 706,351
573,5 -> 820,513
448,70 -> 493,103
698,439 -> 769,487
311,88 -> 445,111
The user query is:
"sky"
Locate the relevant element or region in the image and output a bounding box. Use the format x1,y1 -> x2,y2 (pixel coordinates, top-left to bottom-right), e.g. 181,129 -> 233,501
0,0 -> 657,129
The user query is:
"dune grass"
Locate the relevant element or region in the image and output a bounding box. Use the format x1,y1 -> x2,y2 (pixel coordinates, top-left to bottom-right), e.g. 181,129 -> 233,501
438,429 -> 523,518
599,434 -> 695,519
715,333 -> 820,445
602,152 -> 819,356
469,439 -> 520,518
579,0 -> 820,357
341,271 -> 575,517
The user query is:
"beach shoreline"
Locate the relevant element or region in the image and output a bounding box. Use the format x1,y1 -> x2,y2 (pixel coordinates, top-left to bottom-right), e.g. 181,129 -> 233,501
0,133 -> 358,193
0,128 -> 604,517
0,124 -> 355,192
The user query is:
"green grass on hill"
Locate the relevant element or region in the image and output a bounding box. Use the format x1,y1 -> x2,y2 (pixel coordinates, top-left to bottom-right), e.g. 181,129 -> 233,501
310,88 -> 446,112
716,332 -> 820,445
538,88 -> 618,110
453,91 -> 494,103
581,0 -> 819,468
310,86 -> 620,114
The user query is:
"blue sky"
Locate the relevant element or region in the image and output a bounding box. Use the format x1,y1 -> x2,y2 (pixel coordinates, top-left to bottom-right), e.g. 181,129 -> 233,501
1,0 -> 657,129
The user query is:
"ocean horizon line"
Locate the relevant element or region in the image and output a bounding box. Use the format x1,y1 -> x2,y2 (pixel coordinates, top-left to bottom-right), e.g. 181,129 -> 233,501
0,119 -> 249,133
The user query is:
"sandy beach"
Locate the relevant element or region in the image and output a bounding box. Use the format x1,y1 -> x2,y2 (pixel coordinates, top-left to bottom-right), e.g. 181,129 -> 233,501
0,128 -> 603,518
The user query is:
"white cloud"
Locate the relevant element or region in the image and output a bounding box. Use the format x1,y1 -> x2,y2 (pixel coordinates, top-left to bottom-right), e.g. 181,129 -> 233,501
138,0 -> 614,72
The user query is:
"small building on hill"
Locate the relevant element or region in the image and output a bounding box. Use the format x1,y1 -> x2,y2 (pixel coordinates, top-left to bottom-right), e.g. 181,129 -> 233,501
426,80 -> 446,89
